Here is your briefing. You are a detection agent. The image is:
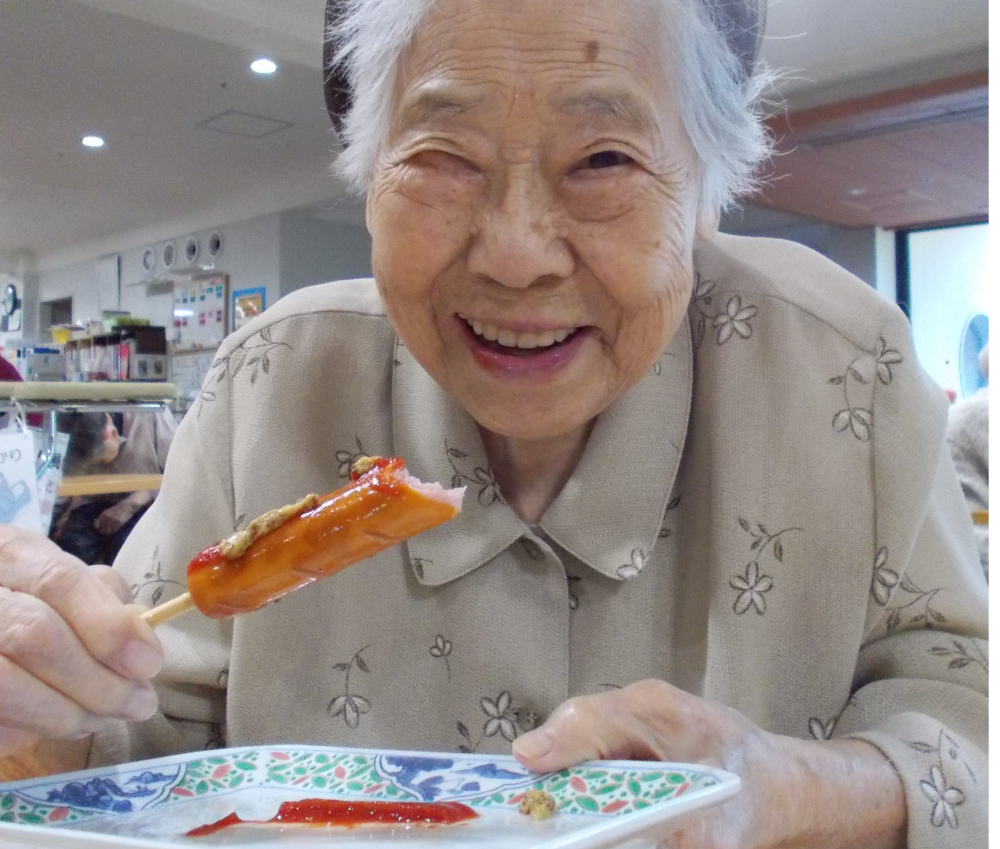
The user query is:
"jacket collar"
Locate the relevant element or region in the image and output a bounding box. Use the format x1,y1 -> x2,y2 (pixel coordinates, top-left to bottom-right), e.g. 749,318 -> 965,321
392,320 -> 693,585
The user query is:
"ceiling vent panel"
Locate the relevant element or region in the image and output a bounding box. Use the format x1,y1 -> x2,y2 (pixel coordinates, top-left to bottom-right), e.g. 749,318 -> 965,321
196,110 -> 294,139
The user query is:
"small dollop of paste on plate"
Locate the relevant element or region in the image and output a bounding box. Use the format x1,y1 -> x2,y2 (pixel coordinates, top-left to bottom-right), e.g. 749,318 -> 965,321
519,790 -> 556,821
219,493 -> 322,560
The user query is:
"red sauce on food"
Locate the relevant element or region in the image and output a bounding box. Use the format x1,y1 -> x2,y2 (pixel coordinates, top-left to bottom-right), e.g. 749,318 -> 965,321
185,798 -> 478,837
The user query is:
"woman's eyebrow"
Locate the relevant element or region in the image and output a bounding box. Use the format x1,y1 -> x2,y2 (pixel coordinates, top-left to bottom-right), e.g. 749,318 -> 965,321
396,87 -> 483,128
553,90 -> 659,134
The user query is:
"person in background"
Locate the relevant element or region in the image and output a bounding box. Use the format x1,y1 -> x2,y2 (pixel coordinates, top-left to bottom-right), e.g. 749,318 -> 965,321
50,413 -> 125,563
93,409 -> 177,539
51,409 -> 177,565
947,342 -> 989,578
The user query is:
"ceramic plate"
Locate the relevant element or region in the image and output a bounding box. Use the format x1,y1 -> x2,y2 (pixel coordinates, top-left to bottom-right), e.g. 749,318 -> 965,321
0,745 -> 739,849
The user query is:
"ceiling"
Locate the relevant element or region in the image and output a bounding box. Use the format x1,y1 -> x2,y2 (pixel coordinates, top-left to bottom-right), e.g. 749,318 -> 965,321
756,73 -> 989,228
0,0 -> 989,271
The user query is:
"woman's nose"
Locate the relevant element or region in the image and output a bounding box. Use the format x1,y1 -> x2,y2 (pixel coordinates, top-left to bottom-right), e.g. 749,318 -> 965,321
467,170 -> 573,288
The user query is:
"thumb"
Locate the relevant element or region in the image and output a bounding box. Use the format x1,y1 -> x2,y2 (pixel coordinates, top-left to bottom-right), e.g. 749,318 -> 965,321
512,690 -> 654,773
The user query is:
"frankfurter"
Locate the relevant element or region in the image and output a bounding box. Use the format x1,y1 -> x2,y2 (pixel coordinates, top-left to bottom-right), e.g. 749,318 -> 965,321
142,457 -> 463,624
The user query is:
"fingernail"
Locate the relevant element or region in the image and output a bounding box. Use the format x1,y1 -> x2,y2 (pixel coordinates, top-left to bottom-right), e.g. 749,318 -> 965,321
513,729 -> 552,761
122,686 -> 159,721
121,640 -> 163,679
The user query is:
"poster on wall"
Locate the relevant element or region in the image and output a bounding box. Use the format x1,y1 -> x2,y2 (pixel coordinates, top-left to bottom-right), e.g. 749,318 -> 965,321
0,428 -> 42,533
172,275 -> 228,353
232,286 -> 266,332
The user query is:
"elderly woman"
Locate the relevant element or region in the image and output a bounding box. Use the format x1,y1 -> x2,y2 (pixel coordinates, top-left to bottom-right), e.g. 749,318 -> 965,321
0,0 -> 986,846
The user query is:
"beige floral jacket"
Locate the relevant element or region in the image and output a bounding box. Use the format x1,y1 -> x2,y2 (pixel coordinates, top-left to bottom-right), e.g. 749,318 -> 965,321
99,234 -> 988,848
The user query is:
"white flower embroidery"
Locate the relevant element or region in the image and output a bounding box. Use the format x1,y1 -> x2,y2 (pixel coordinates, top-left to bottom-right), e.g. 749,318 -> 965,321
430,635 -> 452,658
876,337 -> 904,385
870,546 -> 899,606
327,694 -> 370,729
617,548 -> 648,579
829,359 -> 875,442
429,634 -> 453,679
327,647 -> 372,729
445,440 -> 506,506
730,561 -> 773,615
832,407 -> 874,442
481,691 -> 520,742
808,717 -> 835,740
920,765 -> 965,828
334,436 -> 371,478
713,296 -> 758,344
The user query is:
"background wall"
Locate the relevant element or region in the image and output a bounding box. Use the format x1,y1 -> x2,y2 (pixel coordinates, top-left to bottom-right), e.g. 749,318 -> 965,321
719,204 -> 895,292
279,209 -> 372,296
25,204 -> 372,357
118,213 -> 282,331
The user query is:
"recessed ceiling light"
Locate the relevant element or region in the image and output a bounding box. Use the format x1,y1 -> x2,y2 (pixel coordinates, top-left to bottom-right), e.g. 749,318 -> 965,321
81,135 -> 105,148
250,58 -> 277,75
846,187 -> 867,197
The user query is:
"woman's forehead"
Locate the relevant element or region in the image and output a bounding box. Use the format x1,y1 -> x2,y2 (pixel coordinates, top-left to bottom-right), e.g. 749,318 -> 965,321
394,79 -> 663,137
394,0 -> 672,128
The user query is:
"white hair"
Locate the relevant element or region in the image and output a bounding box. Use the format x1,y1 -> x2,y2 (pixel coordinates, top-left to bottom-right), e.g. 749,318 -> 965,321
328,0 -> 774,214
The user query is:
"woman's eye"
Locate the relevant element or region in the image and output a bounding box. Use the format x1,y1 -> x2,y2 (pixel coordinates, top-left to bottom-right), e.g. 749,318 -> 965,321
409,150 -> 478,174
583,150 -> 632,170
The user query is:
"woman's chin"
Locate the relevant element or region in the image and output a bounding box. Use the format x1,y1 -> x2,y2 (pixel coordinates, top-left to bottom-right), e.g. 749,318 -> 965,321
462,394 -> 600,443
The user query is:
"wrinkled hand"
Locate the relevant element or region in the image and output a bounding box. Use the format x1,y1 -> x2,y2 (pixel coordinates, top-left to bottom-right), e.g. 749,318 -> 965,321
512,680 -> 905,849
0,525 -> 162,757
94,502 -> 137,536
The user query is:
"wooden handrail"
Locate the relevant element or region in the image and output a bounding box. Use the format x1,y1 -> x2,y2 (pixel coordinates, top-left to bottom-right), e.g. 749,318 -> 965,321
0,381 -> 178,402
58,473 -> 163,497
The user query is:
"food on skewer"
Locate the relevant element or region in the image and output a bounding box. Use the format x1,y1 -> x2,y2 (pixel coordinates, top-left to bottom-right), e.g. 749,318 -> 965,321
141,456 -> 464,625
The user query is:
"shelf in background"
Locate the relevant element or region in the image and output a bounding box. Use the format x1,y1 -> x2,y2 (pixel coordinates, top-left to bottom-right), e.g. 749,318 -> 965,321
58,473 -> 163,497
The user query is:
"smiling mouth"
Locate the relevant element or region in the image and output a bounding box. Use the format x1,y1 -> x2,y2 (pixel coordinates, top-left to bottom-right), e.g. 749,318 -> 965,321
458,315 -> 582,355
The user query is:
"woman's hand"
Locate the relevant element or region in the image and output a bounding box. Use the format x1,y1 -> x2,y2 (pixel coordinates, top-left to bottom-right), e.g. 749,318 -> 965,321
0,525 -> 162,758
512,680 -> 906,849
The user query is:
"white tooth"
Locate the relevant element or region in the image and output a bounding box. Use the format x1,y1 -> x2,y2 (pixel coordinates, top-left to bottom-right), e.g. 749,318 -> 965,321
535,331 -> 557,347
472,320 -> 483,336
497,329 -> 517,347
553,329 -> 569,343
516,333 -> 539,349
482,323 -> 499,342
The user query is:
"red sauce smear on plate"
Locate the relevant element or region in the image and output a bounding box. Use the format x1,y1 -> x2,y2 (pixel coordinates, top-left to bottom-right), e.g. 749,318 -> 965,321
186,798 -> 478,837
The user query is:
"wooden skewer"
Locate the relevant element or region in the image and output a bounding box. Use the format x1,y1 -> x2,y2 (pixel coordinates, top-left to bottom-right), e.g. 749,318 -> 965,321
142,592 -> 196,627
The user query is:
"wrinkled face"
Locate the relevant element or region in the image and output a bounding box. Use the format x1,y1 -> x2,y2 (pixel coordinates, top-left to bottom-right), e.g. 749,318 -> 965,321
367,0 -> 710,440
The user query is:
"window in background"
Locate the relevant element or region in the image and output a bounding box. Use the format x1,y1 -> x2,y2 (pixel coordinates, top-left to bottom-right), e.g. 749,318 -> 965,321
905,222 -> 989,398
